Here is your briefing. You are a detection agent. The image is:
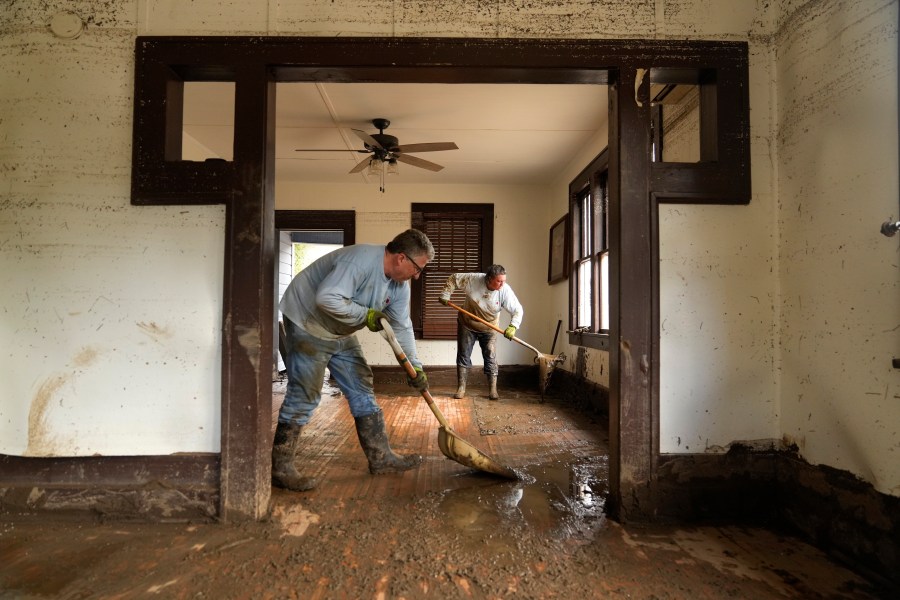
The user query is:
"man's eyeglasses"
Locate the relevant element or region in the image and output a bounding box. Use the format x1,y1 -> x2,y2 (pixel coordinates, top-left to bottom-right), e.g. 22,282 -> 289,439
403,252 -> 425,275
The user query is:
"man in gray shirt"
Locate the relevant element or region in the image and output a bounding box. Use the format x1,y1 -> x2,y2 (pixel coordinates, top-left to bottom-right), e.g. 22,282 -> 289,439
275,229 -> 432,491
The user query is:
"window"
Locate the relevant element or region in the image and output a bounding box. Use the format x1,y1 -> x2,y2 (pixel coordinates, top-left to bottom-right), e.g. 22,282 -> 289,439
648,68 -> 719,167
649,83 -> 701,163
411,203 -> 494,339
569,150 -> 609,345
181,81 -> 235,162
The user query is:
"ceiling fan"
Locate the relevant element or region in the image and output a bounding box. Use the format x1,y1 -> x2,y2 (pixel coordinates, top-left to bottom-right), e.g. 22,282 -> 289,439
295,118 -> 458,190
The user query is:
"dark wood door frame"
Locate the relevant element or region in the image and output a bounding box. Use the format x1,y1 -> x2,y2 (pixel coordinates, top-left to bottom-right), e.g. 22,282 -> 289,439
123,37 -> 749,522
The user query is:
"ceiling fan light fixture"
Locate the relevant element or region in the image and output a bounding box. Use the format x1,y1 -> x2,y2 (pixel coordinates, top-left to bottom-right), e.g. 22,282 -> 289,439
386,159 -> 399,175
296,117 -> 458,185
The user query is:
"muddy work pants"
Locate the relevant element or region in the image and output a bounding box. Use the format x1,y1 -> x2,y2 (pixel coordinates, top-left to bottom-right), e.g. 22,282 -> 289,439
455,323 -> 498,377
279,318 -> 380,426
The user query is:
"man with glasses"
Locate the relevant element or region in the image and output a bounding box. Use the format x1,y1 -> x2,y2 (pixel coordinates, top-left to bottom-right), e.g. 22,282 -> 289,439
439,265 -> 524,401
274,229 -> 433,491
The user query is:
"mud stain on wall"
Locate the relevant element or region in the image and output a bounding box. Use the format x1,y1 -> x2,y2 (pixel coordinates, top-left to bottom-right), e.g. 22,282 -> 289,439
237,325 -> 261,369
26,346 -> 100,456
27,374 -> 70,456
72,346 -> 98,367
619,338 -> 633,376
137,321 -> 172,342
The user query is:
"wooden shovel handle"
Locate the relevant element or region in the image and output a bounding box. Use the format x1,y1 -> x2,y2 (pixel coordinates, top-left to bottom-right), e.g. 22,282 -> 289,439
445,301 -> 541,356
446,301 -> 505,335
377,319 -> 451,430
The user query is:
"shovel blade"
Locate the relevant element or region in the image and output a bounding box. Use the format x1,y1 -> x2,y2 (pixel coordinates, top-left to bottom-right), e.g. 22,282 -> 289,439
437,426 -> 519,480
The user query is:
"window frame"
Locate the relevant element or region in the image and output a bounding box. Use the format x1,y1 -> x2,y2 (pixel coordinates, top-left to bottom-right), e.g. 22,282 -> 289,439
411,203 -> 494,340
568,149 -> 610,351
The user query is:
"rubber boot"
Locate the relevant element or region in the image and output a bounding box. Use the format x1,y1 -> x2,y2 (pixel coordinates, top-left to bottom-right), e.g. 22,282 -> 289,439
355,412 -> 423,474
488,375 -> 500,401
454,366 -> 468,399
271,421 -> 317,491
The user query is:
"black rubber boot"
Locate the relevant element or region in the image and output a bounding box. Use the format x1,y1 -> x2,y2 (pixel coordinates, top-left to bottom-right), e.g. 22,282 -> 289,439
454,366 -> 468,399
271,421 -> 317,491
488,375 -> 499,401
354,412 -> 423,474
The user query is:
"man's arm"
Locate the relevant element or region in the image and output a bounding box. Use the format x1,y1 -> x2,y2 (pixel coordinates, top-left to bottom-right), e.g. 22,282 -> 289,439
440,273 -> 482,304
501,287 -> 524,329
438,273 -> 461,304
384,287 -> 422,369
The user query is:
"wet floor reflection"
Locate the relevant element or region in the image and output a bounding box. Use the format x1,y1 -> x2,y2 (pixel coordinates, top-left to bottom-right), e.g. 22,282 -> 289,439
436,453 -> 609,550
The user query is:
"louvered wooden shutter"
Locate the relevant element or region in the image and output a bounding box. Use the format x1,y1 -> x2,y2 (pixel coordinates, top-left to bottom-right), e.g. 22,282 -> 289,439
411,204 -> 494,340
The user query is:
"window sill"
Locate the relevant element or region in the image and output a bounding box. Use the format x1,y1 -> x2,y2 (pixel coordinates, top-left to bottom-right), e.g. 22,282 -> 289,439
567,331 -> 610,351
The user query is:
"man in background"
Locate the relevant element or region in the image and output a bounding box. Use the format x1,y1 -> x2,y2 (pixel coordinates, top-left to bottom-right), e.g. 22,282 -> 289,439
439,264 -> 523,401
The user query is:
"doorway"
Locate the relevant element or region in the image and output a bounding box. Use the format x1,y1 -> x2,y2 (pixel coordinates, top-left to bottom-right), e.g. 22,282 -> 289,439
130,37 -> 750,521
272,210 -> 355,435
273,210 -> 356,366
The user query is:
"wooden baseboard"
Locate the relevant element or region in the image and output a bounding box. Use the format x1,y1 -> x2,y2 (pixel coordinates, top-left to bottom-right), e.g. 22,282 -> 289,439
657,447 -> 900,589
0,454 -> 219,522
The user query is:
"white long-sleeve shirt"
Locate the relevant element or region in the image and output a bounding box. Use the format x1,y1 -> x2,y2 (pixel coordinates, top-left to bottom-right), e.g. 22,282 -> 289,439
440,273 -> 523,333
279,244 -> 421,368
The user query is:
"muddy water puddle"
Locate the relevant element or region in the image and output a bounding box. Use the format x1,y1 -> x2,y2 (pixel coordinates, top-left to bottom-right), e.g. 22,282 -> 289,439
434,453 -> 609,556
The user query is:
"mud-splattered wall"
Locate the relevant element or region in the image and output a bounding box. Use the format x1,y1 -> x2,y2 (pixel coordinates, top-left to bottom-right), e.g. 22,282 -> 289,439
1,0 -> 897,501
0,1 -> 226,457
775,0 -> 900,496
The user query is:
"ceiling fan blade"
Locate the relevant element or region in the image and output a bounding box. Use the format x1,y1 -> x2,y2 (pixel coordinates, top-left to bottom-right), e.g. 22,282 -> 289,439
395,142 -> 458,153
352,129 -> 383,149
395,153 -> 444,172
348,159 -> 372,174
295,148 -> 369,153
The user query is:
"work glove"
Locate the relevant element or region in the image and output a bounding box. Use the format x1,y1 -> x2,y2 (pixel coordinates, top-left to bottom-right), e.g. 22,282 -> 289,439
365,308 -> 388,332
438,296 -> 449,306
503,325 -> 517,340
407,366 -> 428,392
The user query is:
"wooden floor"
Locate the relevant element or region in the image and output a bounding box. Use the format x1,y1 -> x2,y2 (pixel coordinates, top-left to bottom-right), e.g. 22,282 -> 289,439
273,376 -> 609,502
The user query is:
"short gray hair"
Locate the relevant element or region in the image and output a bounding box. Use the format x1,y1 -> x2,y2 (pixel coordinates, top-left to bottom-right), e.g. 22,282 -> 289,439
485,264 -> 506,279
386,228 -> 435,261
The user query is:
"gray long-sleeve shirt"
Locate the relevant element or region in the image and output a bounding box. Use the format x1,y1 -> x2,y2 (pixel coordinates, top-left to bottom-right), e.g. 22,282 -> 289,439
279,244 -> 421,367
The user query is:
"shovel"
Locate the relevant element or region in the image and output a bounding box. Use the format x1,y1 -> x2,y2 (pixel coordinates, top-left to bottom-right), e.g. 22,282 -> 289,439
445,301 -> 565,399
378,319 -> 519,480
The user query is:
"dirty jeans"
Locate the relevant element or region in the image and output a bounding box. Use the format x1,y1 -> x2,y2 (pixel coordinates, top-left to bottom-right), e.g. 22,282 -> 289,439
456,323 -> 498,377
279,318 -> 380,426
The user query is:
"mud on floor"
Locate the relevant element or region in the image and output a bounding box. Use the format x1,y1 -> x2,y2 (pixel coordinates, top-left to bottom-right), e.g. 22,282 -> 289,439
472,391 -> 606,437
0,491 -> 884,599
0,386 -> 888,598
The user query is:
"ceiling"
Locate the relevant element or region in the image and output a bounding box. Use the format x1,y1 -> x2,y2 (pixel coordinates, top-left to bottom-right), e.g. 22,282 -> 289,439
182,82 -> 608,186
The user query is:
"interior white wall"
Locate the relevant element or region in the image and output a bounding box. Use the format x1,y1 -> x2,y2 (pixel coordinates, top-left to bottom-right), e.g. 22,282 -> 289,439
0,4 -> 225,457
275,181 -> 553,369
1,0 -> 896,500
657,44 -> 781,452
775,0 -> 900,495
659,198 -> 779,452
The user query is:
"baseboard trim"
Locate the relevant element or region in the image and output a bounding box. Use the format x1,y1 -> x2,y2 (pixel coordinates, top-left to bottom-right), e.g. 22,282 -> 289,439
658,447 -> 900,589
0,454 -> 219,522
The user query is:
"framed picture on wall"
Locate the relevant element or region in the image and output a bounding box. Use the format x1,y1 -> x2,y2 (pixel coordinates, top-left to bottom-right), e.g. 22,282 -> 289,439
548,214 -> 569,284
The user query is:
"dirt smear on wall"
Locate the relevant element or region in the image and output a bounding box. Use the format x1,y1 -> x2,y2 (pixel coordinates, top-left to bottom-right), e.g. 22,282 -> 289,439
26,347 -> 99,456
